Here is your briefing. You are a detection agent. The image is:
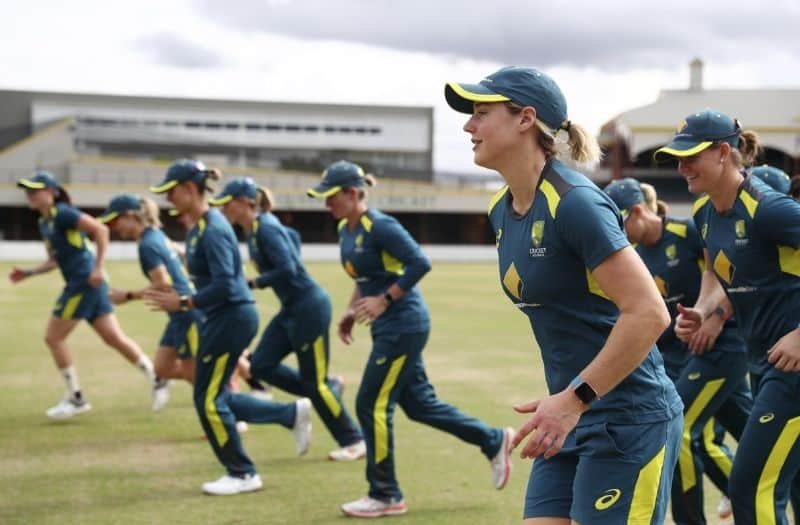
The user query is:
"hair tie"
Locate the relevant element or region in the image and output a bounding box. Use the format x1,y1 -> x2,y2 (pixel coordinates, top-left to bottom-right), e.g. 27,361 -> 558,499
562,120 -> 572,132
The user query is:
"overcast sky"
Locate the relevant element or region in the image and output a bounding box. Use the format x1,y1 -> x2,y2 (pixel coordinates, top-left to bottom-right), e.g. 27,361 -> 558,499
4,0 -> 799,174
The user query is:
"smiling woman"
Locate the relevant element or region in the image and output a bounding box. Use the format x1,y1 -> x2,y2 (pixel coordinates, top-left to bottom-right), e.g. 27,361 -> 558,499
446,66 -> 683,525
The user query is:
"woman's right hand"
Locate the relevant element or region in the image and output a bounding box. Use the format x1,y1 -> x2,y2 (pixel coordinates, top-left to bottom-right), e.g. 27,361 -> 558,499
9,267 -> 28,283
338,311 -> 356,345
675,303 -> 704,343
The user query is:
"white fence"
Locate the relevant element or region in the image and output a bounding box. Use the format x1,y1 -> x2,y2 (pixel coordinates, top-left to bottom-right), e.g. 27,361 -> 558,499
0,242 -> 498,263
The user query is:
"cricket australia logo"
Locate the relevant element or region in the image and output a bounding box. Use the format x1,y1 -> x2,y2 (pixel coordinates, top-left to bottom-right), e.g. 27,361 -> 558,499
665,244 -> 679,267
529,220 -> 547,257
734,220 -> 749,247
355,233 -> 365,253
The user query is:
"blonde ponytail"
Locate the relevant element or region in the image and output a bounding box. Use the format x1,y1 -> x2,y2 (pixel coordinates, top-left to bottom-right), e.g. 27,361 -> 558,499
564,121 -> 601,166
639,183 -> 669,216
136,197 -> 162,228
255,186 -> 274,212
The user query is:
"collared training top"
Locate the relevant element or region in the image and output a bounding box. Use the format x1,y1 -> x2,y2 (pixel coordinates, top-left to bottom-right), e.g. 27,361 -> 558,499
692,174 -> 800,373
636,216 -> 743,354
185,208 -> 254,318
247,212 -> 316,307
337,209 -> 431,336
38,202 -> 94,289
488,158 -> 682,426
138,226 -> 195,298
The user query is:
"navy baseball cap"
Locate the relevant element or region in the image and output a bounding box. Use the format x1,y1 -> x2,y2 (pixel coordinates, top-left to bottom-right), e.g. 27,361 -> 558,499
209,177 -> 258,206
150,159 -> 210,194
98,193 -> 142,223
604,178 -> 644,219
445,66 -> 568,131
655,109 -> 741,159
749,165 -> 790,194
307,160 -> 367,198
17,171 -> 61,192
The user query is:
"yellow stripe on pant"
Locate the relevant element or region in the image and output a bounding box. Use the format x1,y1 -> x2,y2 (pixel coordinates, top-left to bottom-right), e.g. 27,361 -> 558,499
204,354 -> 230,447
756,415 -> 800,525
627,445 -> 666,524
701,418 -> 732,477
186,323 -> 199,357
313,335 -> 341,418
61,293 -> 83,320
679,378 -> 725,491
374,355 -> 407,463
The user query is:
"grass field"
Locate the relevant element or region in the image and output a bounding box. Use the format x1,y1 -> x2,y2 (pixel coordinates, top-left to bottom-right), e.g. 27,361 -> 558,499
0,261 -> 738,524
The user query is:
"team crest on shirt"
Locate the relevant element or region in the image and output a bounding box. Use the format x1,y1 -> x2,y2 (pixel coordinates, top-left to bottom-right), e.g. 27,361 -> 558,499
354,233 -> 364,253
529,221 -> 547,257
665,244 -> 679,267
734,220 -> 749,247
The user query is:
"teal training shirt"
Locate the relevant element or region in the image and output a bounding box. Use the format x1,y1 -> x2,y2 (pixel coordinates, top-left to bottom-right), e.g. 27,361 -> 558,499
692,174 -> 800,373
337,209 -> 431,336
38,202 -> 94,289
636,216 -> 743,354
185,208 -> 254,318
138,227 -> 195,298
488,159 -> 681,426
247,212 -> 316,306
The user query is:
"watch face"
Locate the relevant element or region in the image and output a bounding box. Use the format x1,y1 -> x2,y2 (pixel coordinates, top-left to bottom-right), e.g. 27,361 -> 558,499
574,382 -> 597,405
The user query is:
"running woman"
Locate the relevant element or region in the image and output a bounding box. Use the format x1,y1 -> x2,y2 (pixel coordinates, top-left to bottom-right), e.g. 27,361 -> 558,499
605,177 -> 751,525
308,160 -> 513,519
144,159 -> 311,495
10,172 -> 158,419
446,66 -> 683,524
98,193 -> 201,411
210,177 -> 364,460
659,109 -> 800,523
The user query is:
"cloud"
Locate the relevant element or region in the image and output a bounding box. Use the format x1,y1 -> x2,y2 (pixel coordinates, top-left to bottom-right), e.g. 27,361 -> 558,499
135,33 -> 227,69
194,0 -> 799,71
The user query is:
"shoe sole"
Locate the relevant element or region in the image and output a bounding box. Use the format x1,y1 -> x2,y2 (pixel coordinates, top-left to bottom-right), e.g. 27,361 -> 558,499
202,484 -> 263,496
495,427 -> 513,490
341,505 -> 407,518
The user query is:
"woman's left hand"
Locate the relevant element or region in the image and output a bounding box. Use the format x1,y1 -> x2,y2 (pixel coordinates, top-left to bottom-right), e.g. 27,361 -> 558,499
511,389 -> 585,460
88,267 -> 104,287
353,295 -> 388,324
142,288 -> 181,313
767,328 -> 800,372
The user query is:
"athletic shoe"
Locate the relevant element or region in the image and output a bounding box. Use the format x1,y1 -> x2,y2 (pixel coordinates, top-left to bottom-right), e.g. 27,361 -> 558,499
46,396 -> 92,420
152,379 -> 170,412
236,421 -> 249,434
292,398 -> 312,456
341,496 -> 407,518
717,496 -> 732,519
329,440 -> 366,462
201,473 -> 262,496
330,375 -> 345,398
490,427 -> 514,490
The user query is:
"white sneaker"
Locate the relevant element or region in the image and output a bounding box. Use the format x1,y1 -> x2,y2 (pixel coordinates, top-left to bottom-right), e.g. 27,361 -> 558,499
329,440 -> 367,462
341,496 -> 407,518
717,496 -> 732,519
152,379 -> 170,412
490,427 -> 514,490
46,396 -> 92,420
201,473 -> 262,496
236,421 -> 249,434
292,398 -> 312,456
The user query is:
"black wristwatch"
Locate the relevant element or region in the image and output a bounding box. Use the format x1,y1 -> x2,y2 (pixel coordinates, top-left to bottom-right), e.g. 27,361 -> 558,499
569,375 -> 598,406
383,292 -> 394,305
179,295 -> 192,312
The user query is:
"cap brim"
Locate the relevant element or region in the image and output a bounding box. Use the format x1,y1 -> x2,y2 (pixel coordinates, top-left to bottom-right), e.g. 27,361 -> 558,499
17,178 -> 47,190
444,82 -> 511,114
149,179 -> 179,194
307,185 -> 342,198
97,211 -> 119,224
654,140 -> 714,160
167,208 -> 181,217
208,194 -> 233,206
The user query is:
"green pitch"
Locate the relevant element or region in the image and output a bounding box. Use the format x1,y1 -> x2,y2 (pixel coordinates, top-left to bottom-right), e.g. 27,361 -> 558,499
0,261 -> 737,524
